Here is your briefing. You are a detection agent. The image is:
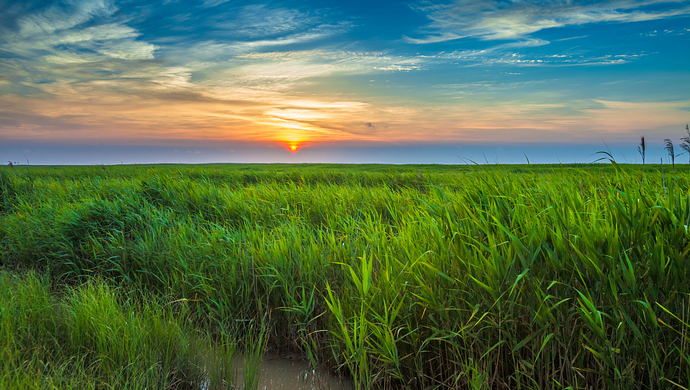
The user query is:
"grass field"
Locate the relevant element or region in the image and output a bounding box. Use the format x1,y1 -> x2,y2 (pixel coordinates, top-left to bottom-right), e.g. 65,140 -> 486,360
1,163 -> 689,389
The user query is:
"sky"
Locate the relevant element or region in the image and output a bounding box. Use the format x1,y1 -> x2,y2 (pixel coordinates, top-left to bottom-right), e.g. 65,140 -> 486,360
1,0 -> 689,164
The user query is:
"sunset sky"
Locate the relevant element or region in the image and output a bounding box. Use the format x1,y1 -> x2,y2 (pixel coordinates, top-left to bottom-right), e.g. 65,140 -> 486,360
1,0 -> 689,164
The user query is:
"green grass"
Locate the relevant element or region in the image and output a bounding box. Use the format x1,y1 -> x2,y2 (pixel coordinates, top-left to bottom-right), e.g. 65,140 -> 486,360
0,163 -> 689,389
0,270 -> 241,389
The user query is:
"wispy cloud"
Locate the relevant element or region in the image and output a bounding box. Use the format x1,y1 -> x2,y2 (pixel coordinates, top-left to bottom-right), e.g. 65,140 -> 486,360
202,0 -> 232,7
211,4 -> 321,38
154,3 -> 354,65
0,1 -> 158,74
641,27 -> 690,36
174,23 -> 352,61
232,50 -> 423,77
15,0 -> 116,37
424,38 -> 647,67
0,1 -> 427,145
407,0 -> 690,43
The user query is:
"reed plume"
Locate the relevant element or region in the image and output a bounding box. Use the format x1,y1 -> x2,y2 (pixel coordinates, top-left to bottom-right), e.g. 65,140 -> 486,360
638,136 -> 645,187
680,124 -> 690,164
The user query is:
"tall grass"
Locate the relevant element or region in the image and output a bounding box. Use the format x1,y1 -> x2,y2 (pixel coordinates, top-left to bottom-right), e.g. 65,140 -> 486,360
0,163 -> 689,389
0,270 -> 239,389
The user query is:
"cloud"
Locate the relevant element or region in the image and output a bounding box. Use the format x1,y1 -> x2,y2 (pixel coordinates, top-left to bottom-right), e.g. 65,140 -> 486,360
0,0 -> 162,101
642,27 -> 690,36
582,99 -> 690,132
432,38 -> 549,59
16,0 -> 116,37
157,4 -> 353,64
1,1 -> 158,77
426,38 -> 646,67
3,0 -> 684,149
0,1 -> 408,145
230,50 -> 423,80
162,3 -> 347,46
202,0 -> 231,7
0,0 -> 357,106
408,0 -> 690,43
186,23 -> 351,58
212,4 -> 320,38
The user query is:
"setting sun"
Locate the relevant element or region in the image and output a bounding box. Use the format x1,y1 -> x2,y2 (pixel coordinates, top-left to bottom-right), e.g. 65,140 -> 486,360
286,141 -> 300,152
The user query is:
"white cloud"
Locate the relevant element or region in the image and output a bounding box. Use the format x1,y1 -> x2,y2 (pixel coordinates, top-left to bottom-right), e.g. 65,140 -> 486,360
408,0 -> 690,43
0,0 -> 159,88
205,52 -> 418,105
56,23 -> 140,44
97,40 -> 157,60
226,23 -> 351,52
17,0 -> 116,37
10,23 -> 159,60
202,0 -> 232,7
213,5 -> 319,38
162,18 -> 351,63
236,50 -> 423,73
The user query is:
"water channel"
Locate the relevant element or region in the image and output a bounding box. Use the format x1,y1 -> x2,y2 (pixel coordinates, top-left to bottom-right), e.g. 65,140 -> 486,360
232,353 -> 354,390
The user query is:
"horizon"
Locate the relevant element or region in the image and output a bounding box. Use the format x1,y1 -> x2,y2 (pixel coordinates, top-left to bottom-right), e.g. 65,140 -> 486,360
3,140 -> 689,166
1,0 -> 689,164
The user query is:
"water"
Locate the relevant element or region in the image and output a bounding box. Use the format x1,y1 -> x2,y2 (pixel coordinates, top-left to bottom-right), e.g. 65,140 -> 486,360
234,353 -> 354,390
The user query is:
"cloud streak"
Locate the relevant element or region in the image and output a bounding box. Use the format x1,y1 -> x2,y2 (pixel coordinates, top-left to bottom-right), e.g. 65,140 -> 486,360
16,0 -> 116,37
407,0 -> 690,43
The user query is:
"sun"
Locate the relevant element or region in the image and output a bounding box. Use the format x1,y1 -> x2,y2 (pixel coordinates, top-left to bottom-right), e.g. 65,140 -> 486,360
286,141 -> 301,152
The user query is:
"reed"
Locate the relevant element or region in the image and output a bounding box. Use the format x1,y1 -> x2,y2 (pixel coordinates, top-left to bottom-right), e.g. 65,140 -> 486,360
665,138 -> 678,205
0,163 -> 688,389
681,124 -> 690,165
638,136 -> 645,187
242,318 -> 269,390
0,270 -> 239,389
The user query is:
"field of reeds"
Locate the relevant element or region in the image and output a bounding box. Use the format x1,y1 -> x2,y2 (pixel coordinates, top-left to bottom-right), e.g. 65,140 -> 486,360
0,163 -> 689,390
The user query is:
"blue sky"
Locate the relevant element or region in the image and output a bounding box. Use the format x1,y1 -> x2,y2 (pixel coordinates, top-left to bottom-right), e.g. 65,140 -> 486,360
1,0 -> 689,164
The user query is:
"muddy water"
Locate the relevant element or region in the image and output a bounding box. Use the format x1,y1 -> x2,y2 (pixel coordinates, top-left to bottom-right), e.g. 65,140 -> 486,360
235,354 -> 354,390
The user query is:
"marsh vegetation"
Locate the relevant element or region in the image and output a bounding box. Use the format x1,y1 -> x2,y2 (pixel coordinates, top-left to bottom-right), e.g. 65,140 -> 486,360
0,163 -> 689,389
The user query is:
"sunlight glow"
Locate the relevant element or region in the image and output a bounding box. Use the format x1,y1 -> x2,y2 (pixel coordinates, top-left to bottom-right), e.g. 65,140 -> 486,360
287,141 -> 300,152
